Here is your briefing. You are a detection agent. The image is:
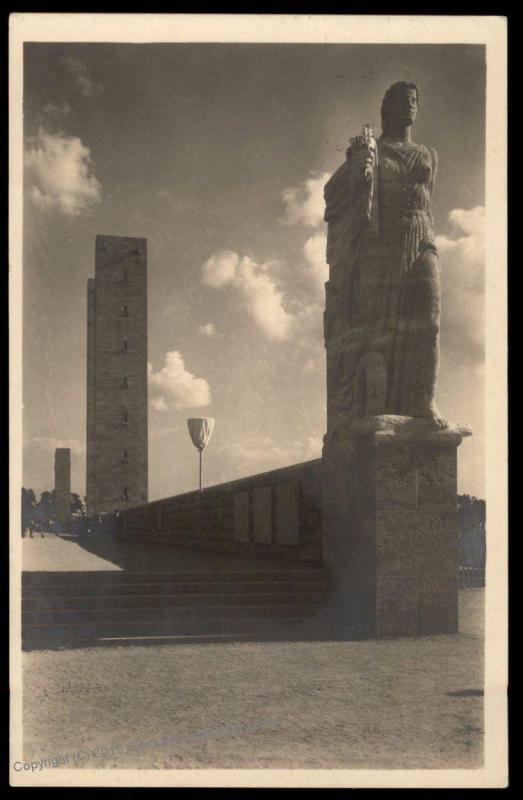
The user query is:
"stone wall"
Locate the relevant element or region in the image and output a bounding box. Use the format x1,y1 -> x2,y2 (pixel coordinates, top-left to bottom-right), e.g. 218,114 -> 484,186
116,459 -> 322,563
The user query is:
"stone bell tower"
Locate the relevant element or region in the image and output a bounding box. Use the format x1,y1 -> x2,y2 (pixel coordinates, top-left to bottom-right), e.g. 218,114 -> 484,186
86,235 -> 148,516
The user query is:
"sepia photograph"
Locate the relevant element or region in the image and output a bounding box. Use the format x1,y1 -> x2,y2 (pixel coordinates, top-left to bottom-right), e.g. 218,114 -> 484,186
9,14 -> 507,788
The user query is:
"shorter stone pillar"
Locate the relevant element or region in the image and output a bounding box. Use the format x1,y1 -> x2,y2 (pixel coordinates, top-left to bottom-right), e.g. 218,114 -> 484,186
321,416 -> 471,638
55,448 -> 71,529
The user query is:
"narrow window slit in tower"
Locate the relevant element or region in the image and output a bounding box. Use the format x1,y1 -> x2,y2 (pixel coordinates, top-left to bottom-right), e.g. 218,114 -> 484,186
123,338 -> 128,352
123,305 -> 128,316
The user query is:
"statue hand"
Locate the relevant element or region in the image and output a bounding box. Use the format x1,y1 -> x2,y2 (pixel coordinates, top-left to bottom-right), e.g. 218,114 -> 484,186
348,137 -> 376,180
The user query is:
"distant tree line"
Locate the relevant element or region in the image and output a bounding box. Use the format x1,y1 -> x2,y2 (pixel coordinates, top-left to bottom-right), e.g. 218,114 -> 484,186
21,488 -> 87,535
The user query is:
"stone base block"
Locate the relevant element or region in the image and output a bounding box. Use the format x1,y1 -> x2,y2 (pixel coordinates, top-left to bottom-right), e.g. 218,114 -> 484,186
322,416 -> 470,638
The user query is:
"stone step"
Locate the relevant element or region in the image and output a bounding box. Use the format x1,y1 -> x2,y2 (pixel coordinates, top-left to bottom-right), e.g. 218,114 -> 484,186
22,569 -> 324,586
23,603 -> 323,627
22,579 -> 325,600
23,589 -> 326,611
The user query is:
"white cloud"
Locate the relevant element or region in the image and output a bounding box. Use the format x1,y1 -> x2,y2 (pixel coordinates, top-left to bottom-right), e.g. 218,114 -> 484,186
201,250 -> 239,288
201,170 -> 332,342
148,352 -> 211,410
199,322 -> 217,337
303,232 -> 328,297
235,257 -> 292,340
282,174 -> 329,305
33,437 -> 85,456
63,57 -> 104,97
151,396 -> 168,412
281,172 -> 331,227
436,206 -> 485,267
436,206 -> 485,362
25,129 -> 102,216
202,251 -> 293,341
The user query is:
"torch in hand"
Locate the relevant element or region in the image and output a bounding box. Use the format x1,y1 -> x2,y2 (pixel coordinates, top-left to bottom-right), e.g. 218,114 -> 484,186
348,123 -> 377,180
361,124 -> 377,179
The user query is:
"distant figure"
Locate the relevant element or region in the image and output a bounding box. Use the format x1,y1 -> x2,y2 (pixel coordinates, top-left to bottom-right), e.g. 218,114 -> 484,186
29,521 -> 34,538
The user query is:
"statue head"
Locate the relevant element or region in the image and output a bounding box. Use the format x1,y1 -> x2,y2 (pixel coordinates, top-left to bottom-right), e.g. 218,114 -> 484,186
381,81 -> 420,135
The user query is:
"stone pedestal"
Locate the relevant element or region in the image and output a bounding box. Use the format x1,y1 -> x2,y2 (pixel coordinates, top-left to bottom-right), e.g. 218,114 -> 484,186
321,416 -> 471,638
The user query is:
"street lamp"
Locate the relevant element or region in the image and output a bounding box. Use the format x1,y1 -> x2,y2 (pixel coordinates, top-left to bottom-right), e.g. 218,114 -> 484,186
187,418 -> 215,494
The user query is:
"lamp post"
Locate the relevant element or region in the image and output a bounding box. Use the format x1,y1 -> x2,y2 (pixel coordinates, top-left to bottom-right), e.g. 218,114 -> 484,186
187,418 -> 215,494
187,418 -> 215,544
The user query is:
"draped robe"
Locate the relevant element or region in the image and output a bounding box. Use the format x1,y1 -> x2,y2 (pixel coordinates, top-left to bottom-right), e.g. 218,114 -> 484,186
324,139 -> 439,436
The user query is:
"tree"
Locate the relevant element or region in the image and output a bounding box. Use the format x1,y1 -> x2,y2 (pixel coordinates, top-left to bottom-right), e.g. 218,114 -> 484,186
35,490 -> 55,528
21,488 -> 37,532
70,493 -> 85,515
27,489 -> 86,532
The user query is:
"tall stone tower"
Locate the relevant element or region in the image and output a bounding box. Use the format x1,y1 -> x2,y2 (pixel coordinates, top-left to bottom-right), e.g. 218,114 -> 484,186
86,235 -> 148,516
55,448 -> 71,526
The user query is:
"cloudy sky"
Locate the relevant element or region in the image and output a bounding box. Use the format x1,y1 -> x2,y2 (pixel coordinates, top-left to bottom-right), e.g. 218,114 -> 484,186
23,42 -> 485,500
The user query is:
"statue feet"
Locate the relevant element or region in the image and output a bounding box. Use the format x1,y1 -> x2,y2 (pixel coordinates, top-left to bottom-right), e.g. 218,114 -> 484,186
422,404 -> 448,430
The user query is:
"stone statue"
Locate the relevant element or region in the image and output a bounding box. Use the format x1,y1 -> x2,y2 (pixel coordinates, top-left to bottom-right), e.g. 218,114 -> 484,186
324,81 -> 447,441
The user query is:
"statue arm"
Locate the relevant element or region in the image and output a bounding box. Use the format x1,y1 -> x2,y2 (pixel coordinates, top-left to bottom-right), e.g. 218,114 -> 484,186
325,144 -> 375,249
324,139 -> 374,223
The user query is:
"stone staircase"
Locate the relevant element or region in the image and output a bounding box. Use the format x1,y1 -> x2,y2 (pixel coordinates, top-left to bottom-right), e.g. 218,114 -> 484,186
22,568 -> 326,649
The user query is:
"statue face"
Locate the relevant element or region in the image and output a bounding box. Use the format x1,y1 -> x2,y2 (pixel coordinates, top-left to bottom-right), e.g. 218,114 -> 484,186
388,87 -> 418,128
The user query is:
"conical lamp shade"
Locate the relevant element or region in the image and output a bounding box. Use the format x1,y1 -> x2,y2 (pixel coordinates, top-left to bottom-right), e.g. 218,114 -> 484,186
187,418 -> 215,451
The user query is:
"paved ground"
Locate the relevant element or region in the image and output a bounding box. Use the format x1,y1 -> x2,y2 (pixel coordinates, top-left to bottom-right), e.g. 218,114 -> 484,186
21,581 -> 484,770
